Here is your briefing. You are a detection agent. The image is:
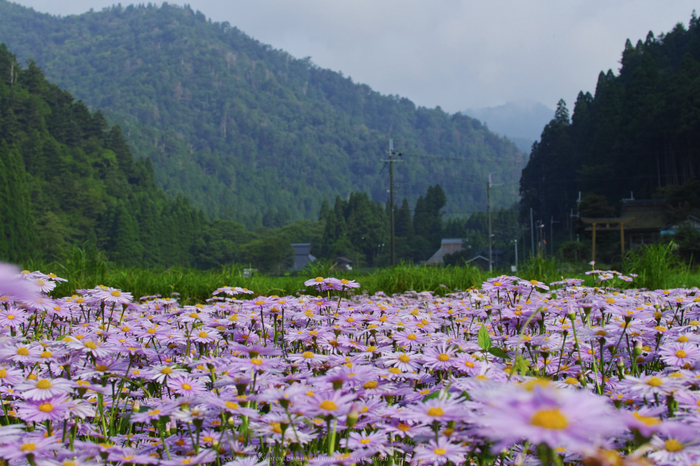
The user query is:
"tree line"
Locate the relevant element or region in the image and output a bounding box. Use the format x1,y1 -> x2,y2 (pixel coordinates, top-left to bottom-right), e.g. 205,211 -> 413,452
520,14 -> 700,246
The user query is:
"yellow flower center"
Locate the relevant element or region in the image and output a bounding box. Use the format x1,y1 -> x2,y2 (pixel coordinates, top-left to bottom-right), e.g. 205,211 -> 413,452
363,381 -> 378,389
564,377 -> 579,385
0,369 -> 6,378
16,347 -> 29,356
407,334 -> 417,340
40,351 -> 52,358
161,367 -> 173,375
302,352 -> 315,359
148,409 -> 161,416
434,448 -> 447,455
647,377 -> 663,387
225,401 -> 240,410
437,353 -> 450,362
39,402 -> 54,413
198,331 -> 208,338
319,400 -> 337,411
676,350 -> 688,358
36,379 -> 52,389
84,341 -> 97,349
427,407 -> 444,417
315,277 -> 323,282
632,412 -> 660,426
6,314 -> 14,320
494,281 -> 502,287
181,383 -> 192,391
251,358 -> 263,365
398,355 -> 410,363
530,409 -> 568,430
20,443 -> 36,451
270,423 -> 282,434
397,423 -> 410,431
111,290 -> 122,297
665,439 -> 684,452
360,438 -> 371,444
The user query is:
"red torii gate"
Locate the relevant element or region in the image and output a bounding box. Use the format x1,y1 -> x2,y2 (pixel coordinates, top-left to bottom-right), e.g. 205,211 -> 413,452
580,217 -> 635,262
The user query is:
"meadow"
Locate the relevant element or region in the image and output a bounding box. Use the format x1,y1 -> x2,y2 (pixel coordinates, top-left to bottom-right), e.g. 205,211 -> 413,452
0,245 -> 699,465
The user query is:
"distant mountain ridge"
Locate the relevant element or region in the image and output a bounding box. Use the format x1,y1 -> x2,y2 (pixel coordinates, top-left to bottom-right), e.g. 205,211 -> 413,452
0,1 -> 525,227
463,100 -> 554,154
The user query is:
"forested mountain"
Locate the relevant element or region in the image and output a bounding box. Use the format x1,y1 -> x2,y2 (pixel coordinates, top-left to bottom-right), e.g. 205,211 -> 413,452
521,15 -> 700,233
0,42 -> 331,270
0,43 -> 202,265
0,1 -> 524,228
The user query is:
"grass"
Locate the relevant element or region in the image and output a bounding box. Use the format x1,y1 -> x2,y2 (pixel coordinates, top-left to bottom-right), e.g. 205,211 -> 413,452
21,245 -> 700,303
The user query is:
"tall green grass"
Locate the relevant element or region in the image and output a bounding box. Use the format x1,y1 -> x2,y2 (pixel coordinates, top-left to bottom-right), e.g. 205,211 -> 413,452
623,243 -> 698,290
22,245 -> 699,303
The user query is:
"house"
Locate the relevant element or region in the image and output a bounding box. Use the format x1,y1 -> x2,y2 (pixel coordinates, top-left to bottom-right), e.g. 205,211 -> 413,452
471,249 -> 505,270
660,215 -> 700,236
466,254 -> 490,270
332,257 -> 353,271
620,199 -> 667,248
426,239 -> 465,265
291,243 -> 316,271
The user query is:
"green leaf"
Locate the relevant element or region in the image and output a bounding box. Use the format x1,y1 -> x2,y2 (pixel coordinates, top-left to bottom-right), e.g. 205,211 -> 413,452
513,355 -> 531,375
477,325 -> 492,350
488,347 -> 511,359
422,391 -> 440,402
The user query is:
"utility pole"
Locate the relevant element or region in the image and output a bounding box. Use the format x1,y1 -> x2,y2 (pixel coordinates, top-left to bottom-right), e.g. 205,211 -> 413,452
487,174 -> 501,272
550,216 -> 560,257
383,139 -> 402,266
530,208 -> 535,259
390,139 -> 395,267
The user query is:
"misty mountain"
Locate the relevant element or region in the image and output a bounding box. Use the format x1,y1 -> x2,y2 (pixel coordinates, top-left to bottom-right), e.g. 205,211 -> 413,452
463,100 -> 554,154
0,1 -> 525,227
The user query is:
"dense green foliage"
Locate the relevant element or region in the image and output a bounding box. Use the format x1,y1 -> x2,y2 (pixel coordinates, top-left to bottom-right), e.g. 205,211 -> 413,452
314,184 -> 469,266
0,43 -> 322,269
521,15 -> 700,235
0,1 -> 524,228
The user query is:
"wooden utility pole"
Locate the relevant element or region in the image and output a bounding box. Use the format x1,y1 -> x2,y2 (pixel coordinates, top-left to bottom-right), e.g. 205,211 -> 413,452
487,176 -> 492,272
390,139 -> 395,266
383,139 -> 402,266
487,174 -> 501,272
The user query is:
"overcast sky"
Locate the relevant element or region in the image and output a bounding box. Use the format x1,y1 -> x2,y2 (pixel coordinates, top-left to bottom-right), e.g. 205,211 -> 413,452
11,0 -> 699,113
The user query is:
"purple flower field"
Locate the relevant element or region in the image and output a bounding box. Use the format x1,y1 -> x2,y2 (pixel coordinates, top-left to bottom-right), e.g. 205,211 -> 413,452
0,263 -> 699,465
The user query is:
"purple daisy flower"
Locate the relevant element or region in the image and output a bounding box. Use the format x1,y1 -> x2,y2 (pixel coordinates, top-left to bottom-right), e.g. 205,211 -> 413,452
0,263 -> 39,301
412,436 -> 468,465
659,342 -> 700,368
300,390 -> 357,418
404,396 -> 467,424
16,395 -> 73,422
17,377 -> 74,401
0,433 -> 61,460
477,384 -> 625,453
167,374 -> 208,396
649,423 -> 700,464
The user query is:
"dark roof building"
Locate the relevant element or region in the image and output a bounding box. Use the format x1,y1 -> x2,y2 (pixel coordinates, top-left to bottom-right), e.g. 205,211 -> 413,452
427,239 -> 465,264
291,243 -> 316,271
